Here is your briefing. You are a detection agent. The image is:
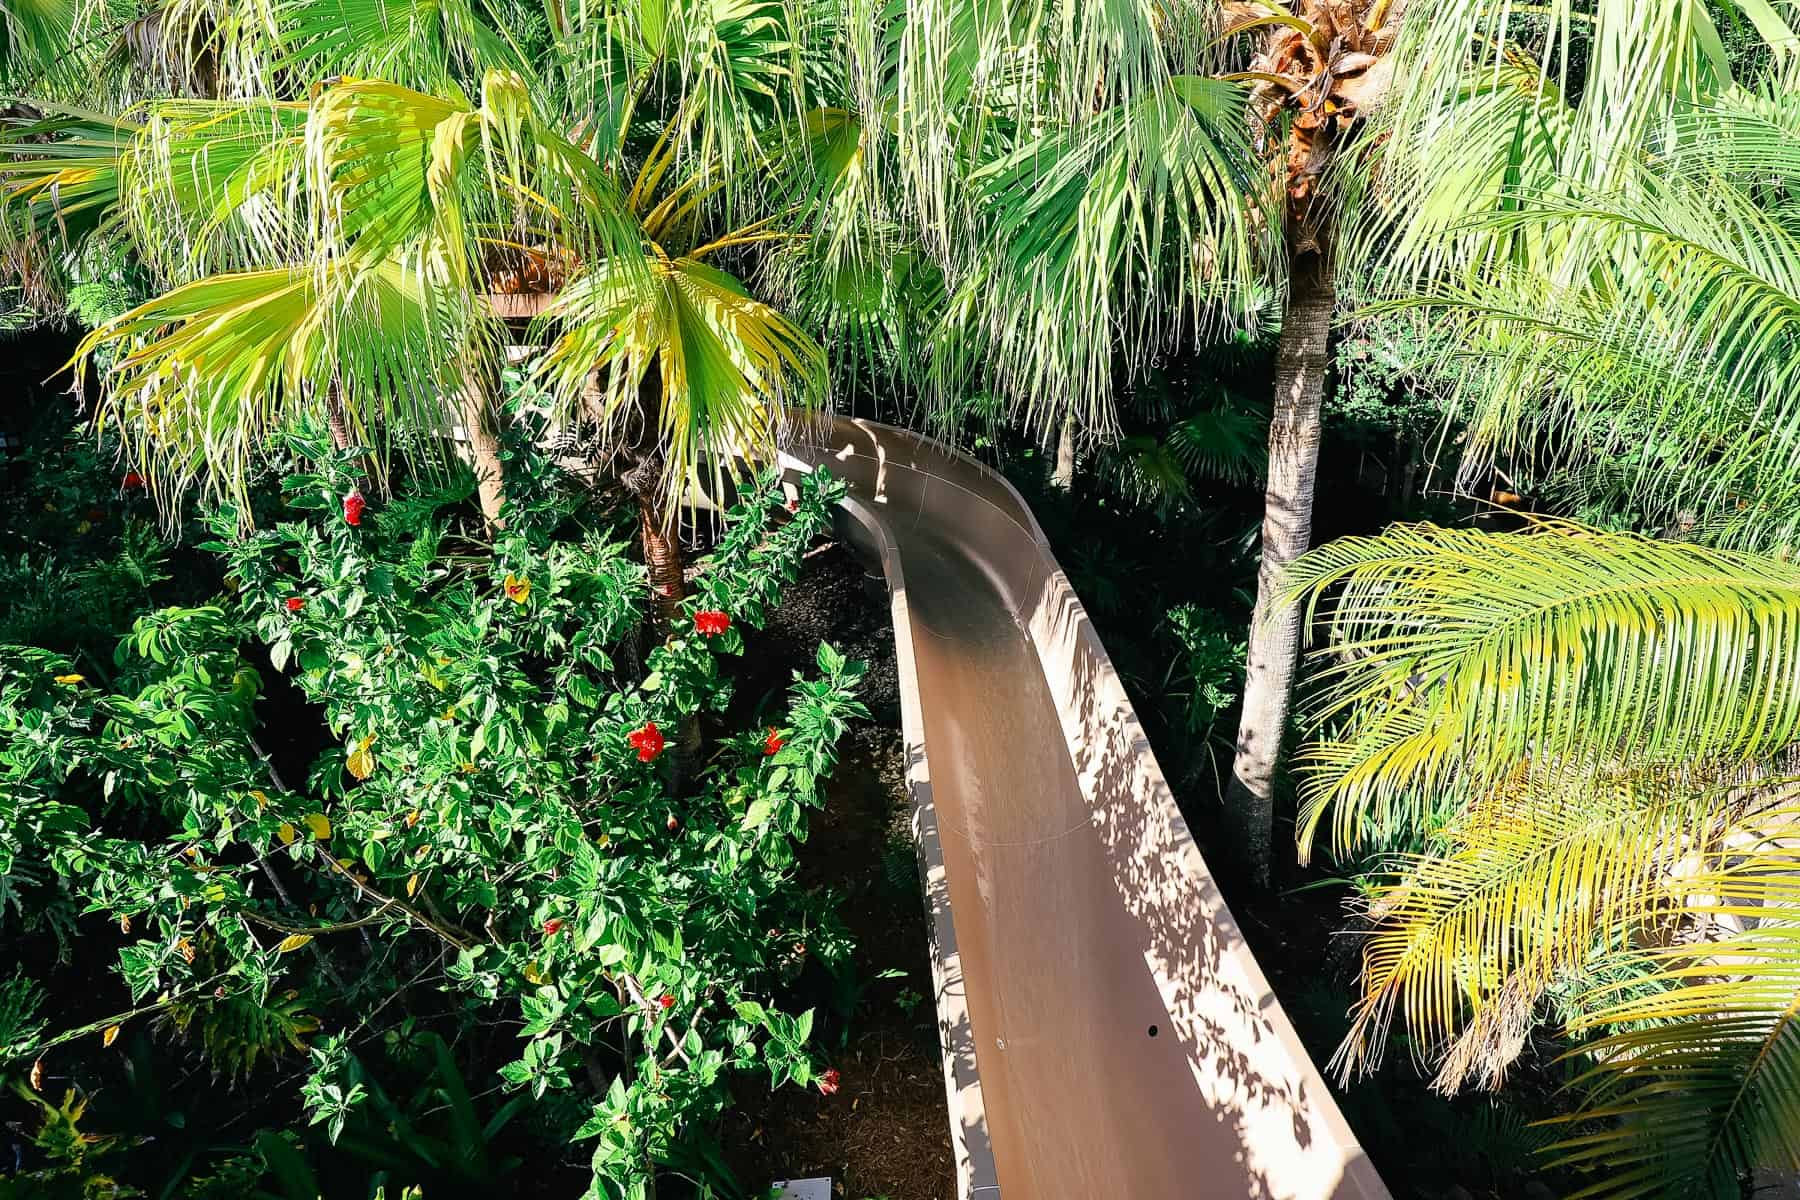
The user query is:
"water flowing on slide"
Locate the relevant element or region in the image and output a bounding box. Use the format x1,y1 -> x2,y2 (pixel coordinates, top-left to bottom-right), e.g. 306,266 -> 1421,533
779,418 -> 1388,1200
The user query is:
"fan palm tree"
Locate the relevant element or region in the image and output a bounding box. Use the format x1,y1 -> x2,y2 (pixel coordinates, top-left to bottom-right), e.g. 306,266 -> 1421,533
2,0 -> 840,600
48,70 -> 634,519
531,119 -> 826,621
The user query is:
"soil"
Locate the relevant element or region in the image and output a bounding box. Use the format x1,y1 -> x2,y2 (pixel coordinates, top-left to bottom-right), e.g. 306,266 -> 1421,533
718,541 -> 955,1200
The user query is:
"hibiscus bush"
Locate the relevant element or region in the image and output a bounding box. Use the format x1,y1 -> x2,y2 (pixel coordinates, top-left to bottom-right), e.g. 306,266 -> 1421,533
0,423 -> 865,1198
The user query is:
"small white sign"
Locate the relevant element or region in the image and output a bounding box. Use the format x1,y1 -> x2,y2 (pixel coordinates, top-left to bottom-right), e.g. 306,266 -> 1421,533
771,1178 -> 832,1200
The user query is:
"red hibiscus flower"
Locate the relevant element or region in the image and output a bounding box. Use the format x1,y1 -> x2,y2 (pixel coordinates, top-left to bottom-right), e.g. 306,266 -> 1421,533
121,471 -> 145,490
658,994 -> 675,1011
628,722 -> 665,763
542,918 -> 564,937
817,1068 -> 841,1096
763,727 -> 784,757
694,610 -> 731,637
342,489 -> 366,526
286,597 -> 305,612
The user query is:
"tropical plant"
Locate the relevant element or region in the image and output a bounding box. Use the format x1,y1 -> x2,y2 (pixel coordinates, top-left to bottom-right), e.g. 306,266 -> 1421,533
855,0 -> 1800,882
0,419 -> 867,1199
1285,518 -> 1800,1197
1271,17 -> 1800,1188
0,0 -> 866,619
1370,62 -> 1800,552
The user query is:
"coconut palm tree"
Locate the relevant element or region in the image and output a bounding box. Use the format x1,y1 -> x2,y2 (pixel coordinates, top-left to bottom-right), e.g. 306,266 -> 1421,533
1279,47 -> 1800,1198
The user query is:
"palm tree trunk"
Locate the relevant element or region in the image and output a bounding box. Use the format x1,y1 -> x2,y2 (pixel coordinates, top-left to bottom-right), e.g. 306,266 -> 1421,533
1226,242 -> 1336,888
457,368 -> 508,530
600,365 -> 687,630
325,381 -> 353,454
1052,408 -> 1077,491
637,490 -> 687,627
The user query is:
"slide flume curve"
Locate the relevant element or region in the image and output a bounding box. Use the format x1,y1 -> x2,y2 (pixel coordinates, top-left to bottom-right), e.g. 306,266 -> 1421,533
779,418 -> 1388,1200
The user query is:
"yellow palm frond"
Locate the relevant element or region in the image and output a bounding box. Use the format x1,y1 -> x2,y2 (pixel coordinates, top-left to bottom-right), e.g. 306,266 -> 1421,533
1548,816 -> 1800,1198
1337,764 -> 1751,1090
78,261 -> 461,507
1287,522 -> 1800,859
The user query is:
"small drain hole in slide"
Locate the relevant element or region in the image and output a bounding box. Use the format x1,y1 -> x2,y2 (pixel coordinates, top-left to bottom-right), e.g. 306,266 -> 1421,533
1147,1025 -> 1159,1038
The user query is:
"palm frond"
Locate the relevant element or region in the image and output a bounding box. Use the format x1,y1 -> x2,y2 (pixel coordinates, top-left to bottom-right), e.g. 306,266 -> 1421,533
929,76 -> 1272,446
1549,820 -> 1800,1199
1286,523 -> 1800,858
1354,0 -> 1800,303
0,0 -> 76,86
1166,402 -> 1263,485
0,106 -> 139,247
77,260 -> 465,507
1335,764 -> 1743,1091
556,0 -> 808,206
1391,150 -> 1800,546
121,98 -> 309,280
273,0 -> 525,90
532,249 -> 825,518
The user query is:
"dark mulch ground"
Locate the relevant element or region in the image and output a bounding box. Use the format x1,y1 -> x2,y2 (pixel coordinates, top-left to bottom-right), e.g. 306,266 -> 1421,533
719,541 -> 955,1200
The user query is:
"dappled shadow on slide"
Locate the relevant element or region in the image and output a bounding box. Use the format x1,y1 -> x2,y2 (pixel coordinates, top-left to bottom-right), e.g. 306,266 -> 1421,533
781,418 -> 1387,1200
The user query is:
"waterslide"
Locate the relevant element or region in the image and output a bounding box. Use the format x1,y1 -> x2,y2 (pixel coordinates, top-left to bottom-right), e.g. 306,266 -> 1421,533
778,418 -> 1388,1200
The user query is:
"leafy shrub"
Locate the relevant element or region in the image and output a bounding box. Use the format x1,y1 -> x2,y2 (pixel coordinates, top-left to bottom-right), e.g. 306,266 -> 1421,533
1156,603 -> 1246,788
1,426 -> 866,1199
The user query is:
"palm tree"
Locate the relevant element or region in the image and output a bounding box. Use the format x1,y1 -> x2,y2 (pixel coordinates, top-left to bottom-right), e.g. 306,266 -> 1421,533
49,72 -> 634,523
2,0 -> 841,600
1285,522 -> 1800,1197
870,0 -> 1797,883
531,122 -> 826,622
1279,43 -> 1800,1198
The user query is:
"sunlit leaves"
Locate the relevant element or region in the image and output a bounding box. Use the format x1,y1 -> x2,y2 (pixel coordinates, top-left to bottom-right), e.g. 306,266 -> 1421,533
1287,522 -> 1800,857
534,249 -> 825,516
1289,520 -> 1800,1192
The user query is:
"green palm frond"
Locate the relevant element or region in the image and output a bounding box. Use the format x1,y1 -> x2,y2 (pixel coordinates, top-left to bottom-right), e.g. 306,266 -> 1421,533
1379,131 -> 1800,546
1166,403 -> 1263,485
0,106 -> 138,245
1548,826 -> 1800,1199
305,77 -> 487,266
556,0 -> 807,199
121,98 -> 309,280
1105,434 -> 1192,512
533,248 -> 825,516
273,0 -> 525,90
1383,0 -> 1796,187
932,75 -> 1271,444
78,261 -> 466,507
1286,522 -> 1800,858
0,0 -> 75,85
760,229 -> 942,398
1339,52 -> 1575,288
1355,0 -> 1800,306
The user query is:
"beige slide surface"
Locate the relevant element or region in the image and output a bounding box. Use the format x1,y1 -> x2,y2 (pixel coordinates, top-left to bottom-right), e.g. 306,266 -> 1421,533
781,418 -> 1387,1200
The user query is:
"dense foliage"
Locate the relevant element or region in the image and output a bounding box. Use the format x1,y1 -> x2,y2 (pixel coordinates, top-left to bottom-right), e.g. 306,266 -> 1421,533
1,415 -> 866,1199
8,0 -> 1800,1197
